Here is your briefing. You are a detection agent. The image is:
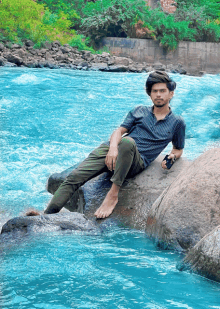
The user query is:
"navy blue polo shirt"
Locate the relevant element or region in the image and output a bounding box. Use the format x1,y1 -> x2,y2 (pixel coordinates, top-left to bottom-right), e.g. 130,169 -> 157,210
120,105 -> 186,168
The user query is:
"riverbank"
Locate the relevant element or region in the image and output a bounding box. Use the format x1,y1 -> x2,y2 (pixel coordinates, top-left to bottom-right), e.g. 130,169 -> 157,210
0,40 -> 188,74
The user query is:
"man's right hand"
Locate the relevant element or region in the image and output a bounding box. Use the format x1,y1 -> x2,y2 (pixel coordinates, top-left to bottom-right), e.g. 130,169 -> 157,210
105,147 -> 118,171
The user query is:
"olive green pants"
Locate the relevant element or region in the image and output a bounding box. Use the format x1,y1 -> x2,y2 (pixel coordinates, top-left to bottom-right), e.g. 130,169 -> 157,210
44,136 -> 145,214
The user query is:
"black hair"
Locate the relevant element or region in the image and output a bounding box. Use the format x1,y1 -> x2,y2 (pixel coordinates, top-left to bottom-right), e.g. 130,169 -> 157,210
145,71 -> 176,96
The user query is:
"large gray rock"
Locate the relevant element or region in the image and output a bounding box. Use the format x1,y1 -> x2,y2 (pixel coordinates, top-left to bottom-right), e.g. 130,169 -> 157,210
145,148 -> 220,251
47,155 -> 190,229
1,212 -> 97,235
177,225 -> 220,282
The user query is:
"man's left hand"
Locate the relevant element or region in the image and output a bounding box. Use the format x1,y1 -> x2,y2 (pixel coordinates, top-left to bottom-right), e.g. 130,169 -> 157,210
161,153 -> 176,169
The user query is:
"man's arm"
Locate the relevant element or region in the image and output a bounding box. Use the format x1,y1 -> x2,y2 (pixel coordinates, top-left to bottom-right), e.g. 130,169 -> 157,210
105,127 -> 128,171
161,146 -> 183,169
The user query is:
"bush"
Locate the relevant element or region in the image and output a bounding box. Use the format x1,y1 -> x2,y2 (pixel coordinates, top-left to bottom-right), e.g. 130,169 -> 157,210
36,0 -> 81,29
0,0 -> 91,49
174,2 -> 220,42
79,0 -> 154,44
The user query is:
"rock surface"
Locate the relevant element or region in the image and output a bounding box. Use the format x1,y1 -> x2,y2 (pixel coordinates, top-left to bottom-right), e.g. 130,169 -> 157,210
47,155 -> 190,229
1,212 -> 97,235
145,148 -> 220,251
177,225 -> 220,282
0,40 -> 189,74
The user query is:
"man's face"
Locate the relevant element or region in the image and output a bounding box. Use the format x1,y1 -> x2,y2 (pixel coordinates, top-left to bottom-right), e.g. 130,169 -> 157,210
150,83 -> 174,108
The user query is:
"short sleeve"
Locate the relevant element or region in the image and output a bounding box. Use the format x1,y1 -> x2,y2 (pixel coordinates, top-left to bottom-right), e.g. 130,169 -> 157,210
120,107 -> 137,131
172,118 -> 186,149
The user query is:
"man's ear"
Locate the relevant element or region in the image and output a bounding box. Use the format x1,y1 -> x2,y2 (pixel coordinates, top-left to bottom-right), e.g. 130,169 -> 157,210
169,91 -> 174,100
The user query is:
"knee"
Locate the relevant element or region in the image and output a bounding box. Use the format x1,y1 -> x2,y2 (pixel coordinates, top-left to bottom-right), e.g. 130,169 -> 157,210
118,137 -> 135,153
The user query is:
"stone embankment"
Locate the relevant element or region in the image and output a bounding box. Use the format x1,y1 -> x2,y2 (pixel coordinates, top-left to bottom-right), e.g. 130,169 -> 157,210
0,40 -> 187,74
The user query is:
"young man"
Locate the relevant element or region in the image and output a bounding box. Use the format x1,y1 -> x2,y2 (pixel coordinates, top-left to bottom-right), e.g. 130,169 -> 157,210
27,71 -> 185,219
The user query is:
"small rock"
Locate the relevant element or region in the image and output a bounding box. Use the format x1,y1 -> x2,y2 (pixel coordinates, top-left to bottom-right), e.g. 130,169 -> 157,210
11,44 -> 21,49
0,43 -> 4,51
52,40 -> 61,47
0,56 -> 6,66
60,46 -> 72,54
43,41 -> 52,50
25,40 -> 34,47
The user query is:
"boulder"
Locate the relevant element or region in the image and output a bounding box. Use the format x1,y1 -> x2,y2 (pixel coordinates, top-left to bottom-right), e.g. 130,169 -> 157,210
177,225 -> 220,282
1,212 -> 97,236
47,155 -> 190,229
145,148 -> 220,251
108,64 -> 129,72
7,54 -> 23,65
90,62 -> 108,71
113,56 -> 132,66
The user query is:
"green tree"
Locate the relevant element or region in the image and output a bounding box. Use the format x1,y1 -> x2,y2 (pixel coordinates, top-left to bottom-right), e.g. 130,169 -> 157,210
0,0 -> 94,51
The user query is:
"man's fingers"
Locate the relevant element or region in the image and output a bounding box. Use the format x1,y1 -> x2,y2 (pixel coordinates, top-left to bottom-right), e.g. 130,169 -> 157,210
106,155 -> 117,171
112,158 -> 116,170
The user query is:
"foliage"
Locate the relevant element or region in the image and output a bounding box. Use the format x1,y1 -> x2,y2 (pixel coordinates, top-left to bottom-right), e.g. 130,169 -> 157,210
35,0 -> 220,50
147,9 -> 196,50
174,1 -> 220,42
1,0 -> 220,52
36,0 -> 81,28
68,35 -> 95,52
0,0 -> 92,50
175,0 -> 220,20
79,0 -> 154,44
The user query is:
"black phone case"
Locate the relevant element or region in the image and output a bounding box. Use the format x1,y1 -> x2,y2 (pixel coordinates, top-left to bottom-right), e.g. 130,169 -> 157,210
163,155 -> 173,169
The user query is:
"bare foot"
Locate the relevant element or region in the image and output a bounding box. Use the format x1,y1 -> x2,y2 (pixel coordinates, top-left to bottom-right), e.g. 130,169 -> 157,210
94,191 -> 118,219
25,209 -> 40,216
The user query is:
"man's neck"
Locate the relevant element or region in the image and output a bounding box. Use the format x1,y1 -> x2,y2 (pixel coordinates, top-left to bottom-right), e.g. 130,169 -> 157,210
153,105 -> 170,120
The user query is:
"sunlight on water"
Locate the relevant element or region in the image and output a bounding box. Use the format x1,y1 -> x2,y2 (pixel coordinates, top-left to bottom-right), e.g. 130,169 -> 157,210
1,68 -> 220,308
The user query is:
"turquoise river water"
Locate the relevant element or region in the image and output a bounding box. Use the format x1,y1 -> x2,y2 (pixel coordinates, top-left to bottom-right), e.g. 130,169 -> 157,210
0,68 -> 220,308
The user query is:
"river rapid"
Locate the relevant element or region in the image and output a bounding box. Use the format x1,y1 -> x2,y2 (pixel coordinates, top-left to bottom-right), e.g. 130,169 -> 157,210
0,68 -> 220,308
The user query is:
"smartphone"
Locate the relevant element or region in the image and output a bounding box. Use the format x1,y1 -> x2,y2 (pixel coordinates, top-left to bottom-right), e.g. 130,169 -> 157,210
163,155 -> 173,169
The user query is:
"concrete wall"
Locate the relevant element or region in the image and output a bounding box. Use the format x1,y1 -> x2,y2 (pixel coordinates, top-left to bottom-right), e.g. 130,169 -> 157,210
101,37 -> 220,75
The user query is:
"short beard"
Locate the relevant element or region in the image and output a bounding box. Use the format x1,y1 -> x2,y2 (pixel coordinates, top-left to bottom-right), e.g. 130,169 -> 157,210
153,101 -> 168,108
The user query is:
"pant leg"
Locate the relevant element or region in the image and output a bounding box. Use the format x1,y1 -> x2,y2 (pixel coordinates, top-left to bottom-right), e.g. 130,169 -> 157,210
44,143 -> 109,214
110,136 -> 145,186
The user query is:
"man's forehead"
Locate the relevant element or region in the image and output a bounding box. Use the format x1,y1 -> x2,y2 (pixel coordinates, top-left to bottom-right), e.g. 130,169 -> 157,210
151,83 -> 168,90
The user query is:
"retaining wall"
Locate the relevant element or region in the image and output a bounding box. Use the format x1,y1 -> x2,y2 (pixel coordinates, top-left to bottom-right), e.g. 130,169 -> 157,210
101,37 -> 220,75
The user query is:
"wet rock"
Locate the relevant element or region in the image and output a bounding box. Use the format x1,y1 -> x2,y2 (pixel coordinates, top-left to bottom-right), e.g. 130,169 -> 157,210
1,212 -> 97,236
108,64 -> 129,72
4,62 -> 17,67
46,155 -> 190,229
0,56 -> 6,66
145,148 -> 220,251
177,225 -> 220,282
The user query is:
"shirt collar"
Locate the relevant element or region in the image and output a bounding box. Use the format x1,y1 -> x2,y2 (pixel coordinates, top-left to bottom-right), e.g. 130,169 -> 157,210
149,105 -> 172,118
